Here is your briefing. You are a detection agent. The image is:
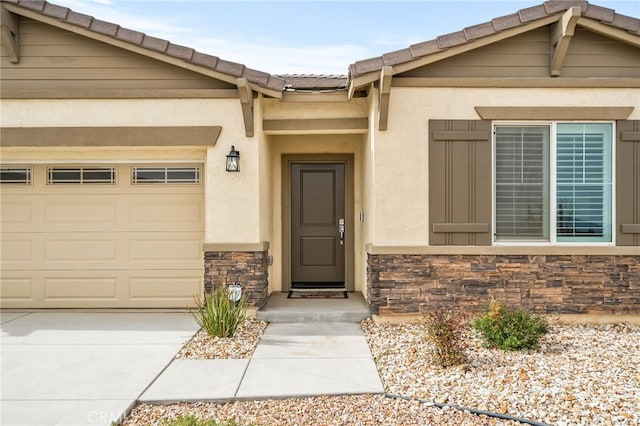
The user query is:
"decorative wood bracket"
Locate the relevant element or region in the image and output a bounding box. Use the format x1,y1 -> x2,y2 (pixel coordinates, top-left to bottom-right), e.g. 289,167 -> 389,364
550,6 -> 581,77
1,7 -> 20,63
378,66 -> 392,130
237,78 -> 254,137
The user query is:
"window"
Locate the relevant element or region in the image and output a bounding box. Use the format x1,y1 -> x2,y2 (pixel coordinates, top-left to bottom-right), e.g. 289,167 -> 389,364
494,122 -> 613,244
131,167 -> 200,184
0,167 -> 32,185
47,167 -> 116,184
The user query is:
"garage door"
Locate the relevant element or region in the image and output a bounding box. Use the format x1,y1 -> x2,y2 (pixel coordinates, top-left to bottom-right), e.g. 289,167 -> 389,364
0,164 -> 204,308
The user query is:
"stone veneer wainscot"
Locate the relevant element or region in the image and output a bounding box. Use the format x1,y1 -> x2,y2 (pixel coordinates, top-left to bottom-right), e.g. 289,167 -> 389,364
367,254 -> 640,315
204,248 -> 269,308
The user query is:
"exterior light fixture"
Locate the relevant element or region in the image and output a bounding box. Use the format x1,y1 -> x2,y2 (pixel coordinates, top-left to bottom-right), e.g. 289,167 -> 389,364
226,146 -> 240,172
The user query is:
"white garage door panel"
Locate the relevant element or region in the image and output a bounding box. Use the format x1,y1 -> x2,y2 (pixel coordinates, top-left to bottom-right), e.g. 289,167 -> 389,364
45,239 -> 118,262
129,238 -> 202,262
44,277 -> 118,300
45,198 -> 118,225
0,199 -> 34,225
129,275 -> 201,300
0,164 -> 204,308
0,239 -> 33,263
0,276 -> 34,301
128,197 -> 203,231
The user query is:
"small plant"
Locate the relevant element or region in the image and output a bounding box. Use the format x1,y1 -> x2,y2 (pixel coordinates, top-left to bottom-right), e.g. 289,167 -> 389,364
473,299 -> 549,351
161,415 -> 245,426
424,309 -> 468,368
190,284 -> 247,338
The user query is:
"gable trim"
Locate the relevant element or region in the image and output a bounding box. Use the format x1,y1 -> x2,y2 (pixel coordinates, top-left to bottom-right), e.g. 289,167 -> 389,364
578,17 -> 640,48
475,106 -> 635,120
1,126 -> 222,147
392,77 -> 640,88
263,118 -> 368,134
0,89 -> 240,99
1,7 -> 19,63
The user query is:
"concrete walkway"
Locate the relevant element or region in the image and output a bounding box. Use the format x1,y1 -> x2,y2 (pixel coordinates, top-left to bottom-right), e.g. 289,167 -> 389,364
140,322 -> 384,402
1,310 -> 383,425
1,311 -> 198,426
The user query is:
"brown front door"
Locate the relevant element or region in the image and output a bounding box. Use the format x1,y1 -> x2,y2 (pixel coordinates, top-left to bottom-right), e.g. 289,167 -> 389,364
290,163 -> 345,287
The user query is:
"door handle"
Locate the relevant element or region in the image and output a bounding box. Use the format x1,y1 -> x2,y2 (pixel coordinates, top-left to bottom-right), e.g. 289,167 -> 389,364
339,219 -> 345,246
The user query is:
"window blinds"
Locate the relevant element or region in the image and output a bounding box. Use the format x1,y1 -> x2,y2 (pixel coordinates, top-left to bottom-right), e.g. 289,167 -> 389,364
495,127 -> 549,241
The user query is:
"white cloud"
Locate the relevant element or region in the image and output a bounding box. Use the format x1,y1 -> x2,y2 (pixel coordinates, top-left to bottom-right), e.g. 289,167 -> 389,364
191,37 -> 367,75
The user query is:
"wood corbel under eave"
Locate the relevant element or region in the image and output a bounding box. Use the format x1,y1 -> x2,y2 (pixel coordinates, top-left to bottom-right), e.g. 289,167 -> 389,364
237,78 -> 254,137
378,66 -> 392,131
550,6 -> 581,77
1,7 -> 20,63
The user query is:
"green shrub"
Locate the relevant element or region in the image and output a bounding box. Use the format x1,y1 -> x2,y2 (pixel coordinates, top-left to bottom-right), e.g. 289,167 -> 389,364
190,284 -> 247,338
161,415 -> 244,426
473,299 -> 549,351
424,309 -> 468,368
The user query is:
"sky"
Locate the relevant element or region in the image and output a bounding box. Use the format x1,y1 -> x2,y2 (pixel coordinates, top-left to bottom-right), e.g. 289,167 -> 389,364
51,0 -> 640,75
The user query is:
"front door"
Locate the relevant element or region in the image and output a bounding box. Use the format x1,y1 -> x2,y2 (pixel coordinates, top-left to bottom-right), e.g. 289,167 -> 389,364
290,163 -> 345,288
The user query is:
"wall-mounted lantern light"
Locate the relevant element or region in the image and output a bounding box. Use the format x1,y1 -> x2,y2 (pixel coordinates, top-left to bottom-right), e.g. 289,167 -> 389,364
226,146 -> 240,172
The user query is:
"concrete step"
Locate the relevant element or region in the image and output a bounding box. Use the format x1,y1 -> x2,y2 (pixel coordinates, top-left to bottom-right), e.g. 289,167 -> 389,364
256,292 -> 370,323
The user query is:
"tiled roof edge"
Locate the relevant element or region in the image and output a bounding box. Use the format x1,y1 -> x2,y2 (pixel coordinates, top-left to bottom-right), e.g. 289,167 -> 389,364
4,0 -> 285,92
349,0 -> 640,78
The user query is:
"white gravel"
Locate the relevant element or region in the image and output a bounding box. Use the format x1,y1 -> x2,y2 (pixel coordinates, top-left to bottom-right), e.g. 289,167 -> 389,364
175,319 -> 267,359
122,318 -> 640,426
362,319 -> 640,426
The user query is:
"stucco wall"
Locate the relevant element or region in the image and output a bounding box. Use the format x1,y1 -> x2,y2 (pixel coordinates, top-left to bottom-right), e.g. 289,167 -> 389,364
371,87 -> 640,247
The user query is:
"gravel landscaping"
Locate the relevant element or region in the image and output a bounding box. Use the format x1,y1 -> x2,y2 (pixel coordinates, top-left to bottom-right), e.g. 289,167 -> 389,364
122,317 -> 640,426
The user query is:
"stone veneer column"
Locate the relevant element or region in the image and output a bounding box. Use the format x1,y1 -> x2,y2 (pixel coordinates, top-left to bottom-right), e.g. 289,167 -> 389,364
367,254 -> 640,315
203,244 -> 269,308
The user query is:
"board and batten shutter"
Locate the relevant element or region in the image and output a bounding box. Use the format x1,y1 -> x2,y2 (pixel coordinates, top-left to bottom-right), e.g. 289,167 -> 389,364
617,120 -> 640,246
429,120 -> 492,245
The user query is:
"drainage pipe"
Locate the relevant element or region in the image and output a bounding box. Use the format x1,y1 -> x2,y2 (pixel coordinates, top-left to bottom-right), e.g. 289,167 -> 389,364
384,393 -> 550,426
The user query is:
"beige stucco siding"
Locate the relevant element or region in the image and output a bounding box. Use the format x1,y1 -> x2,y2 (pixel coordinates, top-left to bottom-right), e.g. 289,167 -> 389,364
0,97 -> 261,244
371,87 -> 640,246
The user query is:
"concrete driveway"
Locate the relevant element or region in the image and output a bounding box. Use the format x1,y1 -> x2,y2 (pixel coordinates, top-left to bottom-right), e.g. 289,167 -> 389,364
1,311 -> 198,426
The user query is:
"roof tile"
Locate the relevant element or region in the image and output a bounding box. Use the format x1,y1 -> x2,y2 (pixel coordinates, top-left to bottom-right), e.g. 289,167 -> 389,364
215,58 -> 245,77
65,11 -> 92,28
437,30 -> 468,48
91,19 -> 119,37
264,76 -> 286,92
544,1 -> 587,14
17,1 -> 45,12
242,68 -> 271,86
166,43 -> 195,61
584,4 -> 615,22
141,34 -> 169,53
353,57 -> 384,75
409,39 -> 441,58
518,4 -> 548,22
42,3 -> 69,20
115,27 -> 144,45
190,52 -> 219,69
492,13 -> 523,31
382,48 -> 413,66
610,13 -> 640,33
464,22 -> 496,40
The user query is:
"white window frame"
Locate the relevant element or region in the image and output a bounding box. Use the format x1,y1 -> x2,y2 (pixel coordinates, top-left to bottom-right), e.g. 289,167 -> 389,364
130,166 -> 201,185
47,166 -> 117,185
0,166 -> 33,185
492,121 -> 615,246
